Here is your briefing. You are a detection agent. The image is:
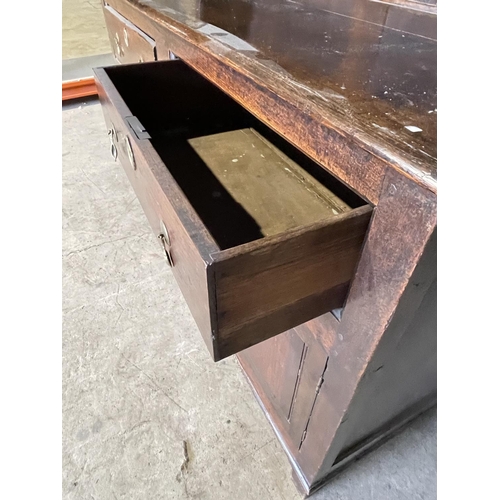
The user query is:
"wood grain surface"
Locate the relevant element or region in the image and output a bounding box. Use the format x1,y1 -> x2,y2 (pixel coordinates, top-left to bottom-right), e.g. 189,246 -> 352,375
95,61 -> 373,361
103,0 -> 437,204
96,2 -> 438,493
104,4 -> 157,63
213,206 -> 372,358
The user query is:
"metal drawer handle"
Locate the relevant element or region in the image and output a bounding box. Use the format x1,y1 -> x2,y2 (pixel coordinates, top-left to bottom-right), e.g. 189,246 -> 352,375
108,128 -> 135,170
108,127 -> 118,161
158,221 -> 173,267
160,221 -> 170,246
124,135 -> 136,170
158,234 -> 173,267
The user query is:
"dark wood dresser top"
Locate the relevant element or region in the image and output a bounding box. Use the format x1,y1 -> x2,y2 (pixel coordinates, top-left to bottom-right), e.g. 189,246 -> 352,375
121,0 -> 437,196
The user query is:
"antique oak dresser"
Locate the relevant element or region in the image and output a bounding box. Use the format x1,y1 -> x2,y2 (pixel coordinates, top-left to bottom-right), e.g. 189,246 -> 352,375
94,0 -> 437,494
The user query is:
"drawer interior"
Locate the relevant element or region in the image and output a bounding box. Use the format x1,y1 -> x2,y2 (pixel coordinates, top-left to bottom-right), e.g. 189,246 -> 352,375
104,61 -> 366,250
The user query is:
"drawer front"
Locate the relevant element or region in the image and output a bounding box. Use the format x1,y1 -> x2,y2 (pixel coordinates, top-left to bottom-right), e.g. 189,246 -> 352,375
94,61 -> 372,362
103,4 -> 156,64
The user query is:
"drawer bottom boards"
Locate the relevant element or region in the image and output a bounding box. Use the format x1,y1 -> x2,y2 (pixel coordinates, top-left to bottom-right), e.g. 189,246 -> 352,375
153,127 -> 352,249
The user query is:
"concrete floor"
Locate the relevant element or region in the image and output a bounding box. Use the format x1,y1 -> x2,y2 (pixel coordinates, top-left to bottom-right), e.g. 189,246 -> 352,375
63,53 -> 116,82
62,100 -> 437,500
62,0 -> 111,59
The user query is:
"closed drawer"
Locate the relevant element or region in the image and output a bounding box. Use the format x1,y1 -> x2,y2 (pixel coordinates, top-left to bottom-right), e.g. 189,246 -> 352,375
103,4 -> 156,64
94,60 -> 372,361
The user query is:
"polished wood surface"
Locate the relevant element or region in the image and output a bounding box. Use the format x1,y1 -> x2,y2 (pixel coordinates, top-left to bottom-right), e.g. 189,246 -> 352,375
198,0 -> 437,167
120,0 -> 436,194
62,77 -> 98,101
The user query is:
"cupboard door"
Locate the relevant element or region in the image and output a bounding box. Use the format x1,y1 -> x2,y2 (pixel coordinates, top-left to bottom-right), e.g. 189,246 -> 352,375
238,323 -> 330,449
240,330 -> 306,422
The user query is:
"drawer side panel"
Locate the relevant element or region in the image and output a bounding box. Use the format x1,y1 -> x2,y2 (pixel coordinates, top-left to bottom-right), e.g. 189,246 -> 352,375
95,68 -> 218,358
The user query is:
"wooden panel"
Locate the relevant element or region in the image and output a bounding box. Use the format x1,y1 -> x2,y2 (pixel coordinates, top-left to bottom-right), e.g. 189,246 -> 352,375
337,278 -> 436,458
212,205 -> 372,359
298,169 -> 437,483
240,323 -> 330,448
237,316 -> 333,486
102,0 -> 436,203
240,330 -> 307,422
94,66 -> 220,359
103,4 -> 156,64
295,312 -> 340,354
157,126 -> 355,250
187,128 -> 351,240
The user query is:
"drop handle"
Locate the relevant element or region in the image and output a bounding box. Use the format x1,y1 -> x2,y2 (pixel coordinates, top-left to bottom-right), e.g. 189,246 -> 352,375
157,222 -> 173,267
124,135 -> 136,170
108,127 -> 118,161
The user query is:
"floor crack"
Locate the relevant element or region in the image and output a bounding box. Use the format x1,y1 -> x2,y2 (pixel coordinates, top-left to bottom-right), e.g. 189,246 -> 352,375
117,349 -> 188,414
63,233 -> 150,258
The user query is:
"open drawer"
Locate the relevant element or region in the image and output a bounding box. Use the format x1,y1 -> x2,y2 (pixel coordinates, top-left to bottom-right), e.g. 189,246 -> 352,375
94,60 -> 372,361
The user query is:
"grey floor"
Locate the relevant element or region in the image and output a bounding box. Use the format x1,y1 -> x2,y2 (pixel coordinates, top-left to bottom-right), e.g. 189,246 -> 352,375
62,101 -> 437,500
63,53 -> 116,81
62,0 -> 110,60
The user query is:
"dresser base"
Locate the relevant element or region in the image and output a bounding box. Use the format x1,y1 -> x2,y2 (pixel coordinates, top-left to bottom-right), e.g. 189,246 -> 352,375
239,351 -> 436,497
